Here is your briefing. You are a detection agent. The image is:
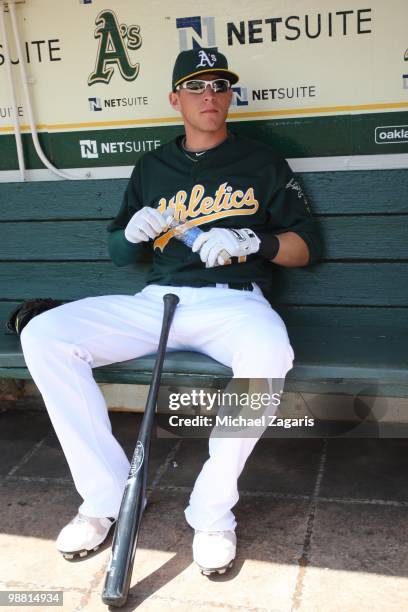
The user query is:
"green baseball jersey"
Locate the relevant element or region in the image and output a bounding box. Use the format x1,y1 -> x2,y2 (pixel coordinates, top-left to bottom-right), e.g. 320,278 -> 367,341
107,132 -> 321,291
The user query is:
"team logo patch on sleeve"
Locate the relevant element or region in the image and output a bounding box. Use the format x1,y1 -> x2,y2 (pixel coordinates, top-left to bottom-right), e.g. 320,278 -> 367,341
286,178 -> 311,213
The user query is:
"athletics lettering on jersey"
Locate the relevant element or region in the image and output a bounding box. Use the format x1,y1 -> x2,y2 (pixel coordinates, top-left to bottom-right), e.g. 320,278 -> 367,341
153,182 -> 259,251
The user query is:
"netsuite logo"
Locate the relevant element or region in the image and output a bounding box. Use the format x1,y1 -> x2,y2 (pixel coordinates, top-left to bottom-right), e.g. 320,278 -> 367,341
88,97 -> 102,111
375,125 -> 408,144
231,86 -> 248,106
176,16 -> 216,50
80,139 -> 99,158
88,95 -> 148,111
79,139 -> 160,159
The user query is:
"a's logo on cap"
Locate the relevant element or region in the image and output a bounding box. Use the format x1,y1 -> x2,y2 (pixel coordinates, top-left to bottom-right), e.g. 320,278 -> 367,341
196,49 -> 217,68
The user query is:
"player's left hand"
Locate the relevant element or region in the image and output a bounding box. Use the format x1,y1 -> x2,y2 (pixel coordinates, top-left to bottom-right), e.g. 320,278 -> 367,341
192,227 -> 261,267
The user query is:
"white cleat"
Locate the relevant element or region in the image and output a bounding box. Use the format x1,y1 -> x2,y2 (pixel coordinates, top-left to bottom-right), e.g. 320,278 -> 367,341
193,530 -> 236,575
56,513 -> 116,560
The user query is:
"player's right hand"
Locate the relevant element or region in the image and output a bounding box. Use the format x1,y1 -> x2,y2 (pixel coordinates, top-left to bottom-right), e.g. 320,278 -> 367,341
124,207 -> 168,243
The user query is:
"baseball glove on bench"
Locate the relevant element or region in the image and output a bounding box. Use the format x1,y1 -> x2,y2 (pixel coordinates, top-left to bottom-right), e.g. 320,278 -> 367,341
6,298 -> 64,336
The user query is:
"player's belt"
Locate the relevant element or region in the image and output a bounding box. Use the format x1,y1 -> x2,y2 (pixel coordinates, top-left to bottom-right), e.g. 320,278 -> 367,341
213,282 -> 254,291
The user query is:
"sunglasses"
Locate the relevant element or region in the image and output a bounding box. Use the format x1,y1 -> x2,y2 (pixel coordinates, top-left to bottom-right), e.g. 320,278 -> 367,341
176,78 -> 231,94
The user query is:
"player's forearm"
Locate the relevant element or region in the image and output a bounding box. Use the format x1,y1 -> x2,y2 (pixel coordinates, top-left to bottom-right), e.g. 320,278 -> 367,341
270,232 -> 310,267
108,230 -> 145,267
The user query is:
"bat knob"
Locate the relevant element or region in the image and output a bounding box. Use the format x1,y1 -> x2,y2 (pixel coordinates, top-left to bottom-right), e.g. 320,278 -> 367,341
163,293 -> 180,306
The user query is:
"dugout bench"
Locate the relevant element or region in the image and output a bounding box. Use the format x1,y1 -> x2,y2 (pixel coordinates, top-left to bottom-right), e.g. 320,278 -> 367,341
1,170 -> 408,406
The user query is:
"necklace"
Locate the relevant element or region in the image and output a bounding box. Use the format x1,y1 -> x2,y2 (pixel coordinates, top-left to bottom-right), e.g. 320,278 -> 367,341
181,137 -> 207,163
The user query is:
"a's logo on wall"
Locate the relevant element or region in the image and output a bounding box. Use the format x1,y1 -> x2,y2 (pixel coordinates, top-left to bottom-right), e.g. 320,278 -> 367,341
80,140 -> 99,158
88,97 -> 102,111
88,10 -> 142,86
176,16 -> 216,50
232,87 -> 248,106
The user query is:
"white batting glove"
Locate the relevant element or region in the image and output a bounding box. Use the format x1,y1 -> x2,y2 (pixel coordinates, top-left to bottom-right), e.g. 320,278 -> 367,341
192,228 -> 261,268
124,207 -> 168,243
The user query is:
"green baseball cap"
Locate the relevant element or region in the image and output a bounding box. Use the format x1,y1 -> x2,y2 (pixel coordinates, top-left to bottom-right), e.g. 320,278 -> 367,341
172,47 -> 239,91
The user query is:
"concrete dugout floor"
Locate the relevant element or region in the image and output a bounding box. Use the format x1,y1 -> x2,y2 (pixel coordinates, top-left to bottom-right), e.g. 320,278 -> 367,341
1,407 -> 408,611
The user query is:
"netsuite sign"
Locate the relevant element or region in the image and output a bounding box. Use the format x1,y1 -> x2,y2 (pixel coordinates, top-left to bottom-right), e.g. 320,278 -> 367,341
226,9 -> 373,45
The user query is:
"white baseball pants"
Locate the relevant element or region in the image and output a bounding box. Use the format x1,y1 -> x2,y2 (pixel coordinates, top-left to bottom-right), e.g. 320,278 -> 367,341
20,284 -> 294,531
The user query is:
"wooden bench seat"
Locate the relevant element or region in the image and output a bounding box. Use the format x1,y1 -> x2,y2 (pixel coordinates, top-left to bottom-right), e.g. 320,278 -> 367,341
1,321 -> 408,388
1,171 -> 407,401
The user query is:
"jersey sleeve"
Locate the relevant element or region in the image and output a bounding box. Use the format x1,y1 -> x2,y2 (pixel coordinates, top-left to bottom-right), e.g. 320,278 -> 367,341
265,159 -> 322,264
106,163 -> 146,266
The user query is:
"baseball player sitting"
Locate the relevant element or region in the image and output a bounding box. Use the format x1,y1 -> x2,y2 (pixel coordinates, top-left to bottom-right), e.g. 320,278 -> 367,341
20,48 -> 321,576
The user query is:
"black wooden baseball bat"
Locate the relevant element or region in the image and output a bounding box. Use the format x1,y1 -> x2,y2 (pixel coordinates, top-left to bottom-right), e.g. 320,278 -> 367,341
102,293 -> 179,608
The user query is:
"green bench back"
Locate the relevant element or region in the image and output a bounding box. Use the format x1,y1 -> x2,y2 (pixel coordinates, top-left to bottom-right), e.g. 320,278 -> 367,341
1,170 -> 408,333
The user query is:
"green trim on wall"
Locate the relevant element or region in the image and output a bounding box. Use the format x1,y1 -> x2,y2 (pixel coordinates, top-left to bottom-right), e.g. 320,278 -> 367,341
1,111 -> 408,170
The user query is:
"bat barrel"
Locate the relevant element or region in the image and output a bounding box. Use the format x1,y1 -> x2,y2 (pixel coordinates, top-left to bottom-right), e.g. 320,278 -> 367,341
102,480 -> 145,607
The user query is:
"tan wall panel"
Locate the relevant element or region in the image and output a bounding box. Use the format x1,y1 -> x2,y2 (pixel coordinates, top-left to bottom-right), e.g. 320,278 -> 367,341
1,0 -> 407,135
